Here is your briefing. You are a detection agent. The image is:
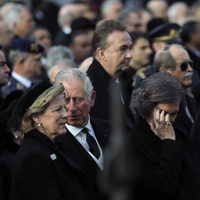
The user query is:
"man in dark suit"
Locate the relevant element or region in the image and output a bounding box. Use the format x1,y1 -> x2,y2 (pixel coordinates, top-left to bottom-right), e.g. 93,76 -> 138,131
1,38 -> 44,99
86,19 -> 134,131
54,68 -> 110,199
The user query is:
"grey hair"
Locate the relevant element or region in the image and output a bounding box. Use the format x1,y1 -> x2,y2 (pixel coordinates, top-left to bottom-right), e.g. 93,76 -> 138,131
4,4 -> 28,31
101,0 -> 121,16
8,50 -> 29,66
117,8 -> 140,25
46,45 -> 75,69
55,68 -> 94,98
58,4 -> 78,28
154,44 -> 186,72
130,72 -> 184,119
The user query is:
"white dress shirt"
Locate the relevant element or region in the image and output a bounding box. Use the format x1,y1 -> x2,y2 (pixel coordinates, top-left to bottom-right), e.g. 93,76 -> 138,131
12,72 -> 32,88
65,117 -> 104,170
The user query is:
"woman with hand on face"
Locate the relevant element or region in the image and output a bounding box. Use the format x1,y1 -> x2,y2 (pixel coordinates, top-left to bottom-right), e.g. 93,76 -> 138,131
11,82 -> 89,200
129,72 -> 200,200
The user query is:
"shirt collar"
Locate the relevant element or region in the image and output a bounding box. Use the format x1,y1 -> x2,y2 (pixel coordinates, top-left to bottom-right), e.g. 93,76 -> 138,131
12,72 -> 32,88
65,116 -> 92,137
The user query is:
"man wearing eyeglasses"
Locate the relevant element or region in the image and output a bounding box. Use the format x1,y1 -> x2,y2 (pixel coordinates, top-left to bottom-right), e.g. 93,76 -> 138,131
154,44 -> 199,136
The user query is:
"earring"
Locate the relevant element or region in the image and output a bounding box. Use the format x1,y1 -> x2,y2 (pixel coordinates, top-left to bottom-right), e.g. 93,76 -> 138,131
35,119 -> 42,127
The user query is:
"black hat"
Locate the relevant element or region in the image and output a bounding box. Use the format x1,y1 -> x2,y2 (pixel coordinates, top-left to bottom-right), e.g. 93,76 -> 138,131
148,23 -> 181,44
10,38 -> 44,54
8,81 -> 52,130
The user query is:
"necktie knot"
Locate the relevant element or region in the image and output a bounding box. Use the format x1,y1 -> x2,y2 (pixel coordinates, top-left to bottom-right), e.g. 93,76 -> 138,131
82,128 -> 100,159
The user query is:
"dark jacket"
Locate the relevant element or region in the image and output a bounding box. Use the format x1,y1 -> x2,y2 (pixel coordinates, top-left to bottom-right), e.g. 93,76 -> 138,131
11,129 -> 96,200
129,118 -> 200,200
54,118 -> 110,200
87,59 -> 134,131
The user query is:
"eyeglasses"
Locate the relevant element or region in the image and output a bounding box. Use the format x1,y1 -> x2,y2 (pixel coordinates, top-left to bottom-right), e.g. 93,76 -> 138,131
0,61 -> 8,67
180,60 -> 193,71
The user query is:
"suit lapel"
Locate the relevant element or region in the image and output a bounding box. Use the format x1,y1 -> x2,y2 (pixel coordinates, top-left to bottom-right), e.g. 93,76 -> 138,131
55,129 -> 101,175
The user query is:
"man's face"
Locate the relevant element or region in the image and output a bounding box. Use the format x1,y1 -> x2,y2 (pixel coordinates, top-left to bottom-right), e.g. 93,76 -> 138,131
167,46 -> 193,88
0,51 -> 10,86
103,30 -> 132,76
32,29 -> 52,54
15,10 -> 35,37
130,37 -> 152,69
127,12 -> 142,33
23,53 -> 42,79
62,79 -> 96,127
71,31 -> 93,63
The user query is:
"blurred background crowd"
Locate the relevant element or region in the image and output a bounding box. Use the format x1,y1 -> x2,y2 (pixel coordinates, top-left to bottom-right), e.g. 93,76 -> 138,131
1,0 -> 200,199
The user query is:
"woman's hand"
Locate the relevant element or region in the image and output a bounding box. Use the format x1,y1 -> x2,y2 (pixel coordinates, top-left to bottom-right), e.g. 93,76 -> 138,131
149,108 -> 176,140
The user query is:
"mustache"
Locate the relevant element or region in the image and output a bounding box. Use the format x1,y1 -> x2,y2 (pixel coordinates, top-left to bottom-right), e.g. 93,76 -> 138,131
184,72 -> 193,78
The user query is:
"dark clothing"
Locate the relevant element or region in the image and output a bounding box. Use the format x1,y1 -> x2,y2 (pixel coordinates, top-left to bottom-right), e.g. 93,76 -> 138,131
54,118 -> 110,200
87,59 -> 134,131
174,95 -> 199,136
133,65 -> 154,89
129,118 -> 200,200
184,47 -> 200,84
1,76 -> 28,99
11,129 -> 97,200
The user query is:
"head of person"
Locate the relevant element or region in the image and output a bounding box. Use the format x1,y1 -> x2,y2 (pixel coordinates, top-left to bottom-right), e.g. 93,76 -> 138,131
9,38 -> 44,80
129,32 -> 152,70
21,82 -> 67,140
167,2 -> 190,26
69,17 -> 95,64
0,48 -> 10,87
48,59 -> 75,83
130,72 -> 184,123
154,44 -> 193,88
29,26 -> 52,55
5,4 -> 35,38
0,19 -> 13,49
117,8 -> 142,33
55,68 -> 96,127
146,0 -> 168,20
100,0 -> 123,20
148,22 -> 181,53
180,19 -> 200,49
92,19 -> 132,77
46,45 -> 75,70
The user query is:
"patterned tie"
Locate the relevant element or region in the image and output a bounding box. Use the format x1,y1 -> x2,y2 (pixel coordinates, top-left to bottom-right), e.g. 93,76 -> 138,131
82,128 -> 100,159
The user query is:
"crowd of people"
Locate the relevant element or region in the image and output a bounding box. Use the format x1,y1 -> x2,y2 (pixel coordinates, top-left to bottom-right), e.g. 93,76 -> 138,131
1,0 -> 200,199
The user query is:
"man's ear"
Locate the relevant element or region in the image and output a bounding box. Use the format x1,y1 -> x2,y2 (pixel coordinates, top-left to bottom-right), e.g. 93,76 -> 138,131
96,47 -> 106,61
90,91 -> 96,107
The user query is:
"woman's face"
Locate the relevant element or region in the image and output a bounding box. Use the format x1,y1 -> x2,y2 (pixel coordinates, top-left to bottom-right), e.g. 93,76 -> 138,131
149,102 -> 180,124
36,94 -> 67,140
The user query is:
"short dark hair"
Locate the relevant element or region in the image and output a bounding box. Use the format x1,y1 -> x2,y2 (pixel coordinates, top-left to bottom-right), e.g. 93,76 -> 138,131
180,20 -> 200,43
129,32 -> 149,46
130,72 -> 184,119
92,19 -> 126,53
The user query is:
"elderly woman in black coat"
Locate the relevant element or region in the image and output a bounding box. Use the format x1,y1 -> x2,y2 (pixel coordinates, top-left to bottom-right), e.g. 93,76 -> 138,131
11,82 -> 94,200
129,72 -> 200,200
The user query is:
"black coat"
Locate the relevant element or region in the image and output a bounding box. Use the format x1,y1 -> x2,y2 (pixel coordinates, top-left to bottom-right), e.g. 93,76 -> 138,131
129,118 -> 200,200
87,59 -> 134,131
174,95 -> 199,136
54,118 -> 110,200
11,129 -> 96,200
